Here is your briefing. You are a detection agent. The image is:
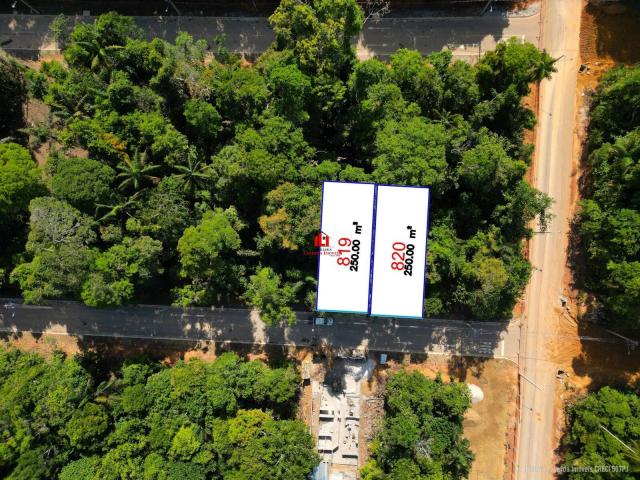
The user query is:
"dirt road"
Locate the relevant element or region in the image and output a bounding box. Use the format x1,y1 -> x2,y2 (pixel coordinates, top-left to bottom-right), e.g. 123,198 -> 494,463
515,0 -> 582,479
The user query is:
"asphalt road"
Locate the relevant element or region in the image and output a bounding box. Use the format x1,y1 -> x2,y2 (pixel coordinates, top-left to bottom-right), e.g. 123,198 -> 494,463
0,11 -> 540,60
516,1 -> 582,479
0,298 -> 519,359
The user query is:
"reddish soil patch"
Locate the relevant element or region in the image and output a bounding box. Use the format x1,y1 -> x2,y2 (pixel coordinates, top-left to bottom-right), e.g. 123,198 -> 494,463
1,332 -> 80,358
580,1 -> 640,65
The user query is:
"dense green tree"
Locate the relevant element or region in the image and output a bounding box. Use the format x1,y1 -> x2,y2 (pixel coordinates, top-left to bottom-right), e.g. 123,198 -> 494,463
267,64 -> 311,124
210,115 -> 315,211
0,348 -> 314,480
169,425 -> 201,461
372,117 -> 449,192
218,409 -> 319,479
64,12 -> 142,72
81,235 -> 163,307
51,156 -> 116,212
242,267 -> 299,325
344,81 -> 419,161
258,182 -> 321,251
390,48 -> 444,115
174,208 -> 243,306
442,58 -> 480,116
476,37 -> 556,97
115,111 -> 190,168
59,458 -> 99,480
65,403 -> 110,450
10,197 -> 97,303
105,70 -> 137,113
577,64 -> 640,332
128,176 -> 194,247
561,387 -> 640,479
458,130 -> 527,196
0,349 -> 92,476
362,370 -> 473,479
0,144 -> 44,227
269,0 -> 364,77
210,66 -> 269,125
0,51 -> 27,138
347,58 -> 390,102
589,65 -> 640,147
0,143 -> 45,284
10,243 -> 97,304
183,99 -> 222,145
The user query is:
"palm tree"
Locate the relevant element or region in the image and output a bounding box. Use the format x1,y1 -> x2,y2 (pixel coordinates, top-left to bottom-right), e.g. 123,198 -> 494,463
74,40 -> 123,71
116,149 -> 160,192
530,53 -> 558,83
49,85 -> 105,122
433,109 -> 455,127
173,150 -> 212,195
95,192 -> 142,223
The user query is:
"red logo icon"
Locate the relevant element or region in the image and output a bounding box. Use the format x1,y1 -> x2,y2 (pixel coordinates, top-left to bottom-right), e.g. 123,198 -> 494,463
314,232 -> 330,247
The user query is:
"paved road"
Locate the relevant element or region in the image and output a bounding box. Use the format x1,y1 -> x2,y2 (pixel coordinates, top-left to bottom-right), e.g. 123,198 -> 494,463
516,1 -> 582,479
0,298 -> 519,359
0,11 -> 540,60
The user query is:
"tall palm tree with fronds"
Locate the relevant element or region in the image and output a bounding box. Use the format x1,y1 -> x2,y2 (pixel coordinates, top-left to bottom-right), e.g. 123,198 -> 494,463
530,52 -> 558,83
173,150 -> 211,196
116,149 -> 160,193
74,40 -> 123,71
95,191 -> 142,223
49,87 -> 104,122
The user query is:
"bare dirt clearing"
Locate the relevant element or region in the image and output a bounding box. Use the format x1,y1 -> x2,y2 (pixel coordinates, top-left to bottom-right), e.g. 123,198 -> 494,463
0,331 -> 80,358
580,1 -> 640,66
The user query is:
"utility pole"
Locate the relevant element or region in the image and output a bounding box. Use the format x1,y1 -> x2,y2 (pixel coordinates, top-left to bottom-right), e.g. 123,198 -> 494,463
605,329 -> 639,351
165,0 -> 181,16
481,0 -> 493,16
13,0 -> 40,14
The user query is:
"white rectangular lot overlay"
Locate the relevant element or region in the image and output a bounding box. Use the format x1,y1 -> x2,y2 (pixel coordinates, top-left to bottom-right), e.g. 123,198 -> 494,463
369,185 -> 430,318
316,181 -> 376,313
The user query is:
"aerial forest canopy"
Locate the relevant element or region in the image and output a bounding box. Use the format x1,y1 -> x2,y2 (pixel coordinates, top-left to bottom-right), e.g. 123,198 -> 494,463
577,64 -> 640,333
0,0 -> 555,321
0,348 -> 317,479
561,386 -> 640,479
360,370 -> 474,479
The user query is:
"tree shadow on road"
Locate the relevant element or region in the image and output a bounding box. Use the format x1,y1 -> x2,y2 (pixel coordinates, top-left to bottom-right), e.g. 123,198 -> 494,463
358,14 -> 512,61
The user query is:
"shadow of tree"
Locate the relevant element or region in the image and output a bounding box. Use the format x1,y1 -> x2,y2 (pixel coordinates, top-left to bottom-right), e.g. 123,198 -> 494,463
583,2 -> 640,65
447,355 -> 490,383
